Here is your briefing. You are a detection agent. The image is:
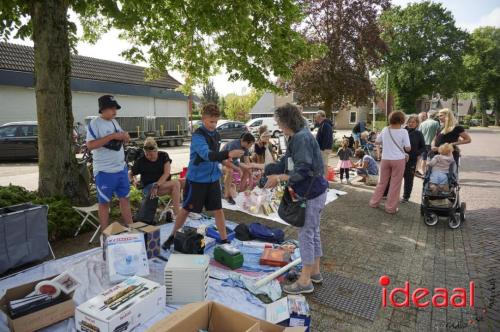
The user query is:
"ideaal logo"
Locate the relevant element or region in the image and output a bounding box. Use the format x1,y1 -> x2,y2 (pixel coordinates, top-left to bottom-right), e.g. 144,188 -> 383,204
379,275 -> 475,308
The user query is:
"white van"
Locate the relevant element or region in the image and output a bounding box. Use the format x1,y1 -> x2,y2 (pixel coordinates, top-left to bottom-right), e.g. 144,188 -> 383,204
245,117 -> 282,137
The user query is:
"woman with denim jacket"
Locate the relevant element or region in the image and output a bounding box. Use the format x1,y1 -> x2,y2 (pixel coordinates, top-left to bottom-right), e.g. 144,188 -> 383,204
264,103 -> 329,295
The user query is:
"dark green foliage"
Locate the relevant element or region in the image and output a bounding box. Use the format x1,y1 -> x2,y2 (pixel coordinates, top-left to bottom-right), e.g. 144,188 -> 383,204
0,185 -> 143,241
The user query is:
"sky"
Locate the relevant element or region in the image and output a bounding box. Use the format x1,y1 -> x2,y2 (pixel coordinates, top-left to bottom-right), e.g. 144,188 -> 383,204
8,0 -> 500,97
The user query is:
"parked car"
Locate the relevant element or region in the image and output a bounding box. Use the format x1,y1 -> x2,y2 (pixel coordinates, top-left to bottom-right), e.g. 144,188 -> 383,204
246,117 -> 282,138
216,120 -> 249,139
188,119 -> 203,132
0,121 -> 79,160
469,119 -> 480,127
0,121 -> 38,160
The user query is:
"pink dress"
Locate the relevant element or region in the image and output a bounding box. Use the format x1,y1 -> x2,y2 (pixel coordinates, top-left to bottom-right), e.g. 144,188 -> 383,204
337,148 -> 353,169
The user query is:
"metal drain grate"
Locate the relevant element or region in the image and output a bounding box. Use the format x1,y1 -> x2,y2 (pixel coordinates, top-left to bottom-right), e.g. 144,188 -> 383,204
312,273 -> 381,321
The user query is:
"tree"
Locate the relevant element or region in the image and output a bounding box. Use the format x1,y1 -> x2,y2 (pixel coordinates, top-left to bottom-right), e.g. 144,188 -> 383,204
287,0 -> 389,117
201,80 -> 219,106
463,27 -> 500,126
1,0 -> 308,203
379,1 -> 468,113
223,90 -> 262,121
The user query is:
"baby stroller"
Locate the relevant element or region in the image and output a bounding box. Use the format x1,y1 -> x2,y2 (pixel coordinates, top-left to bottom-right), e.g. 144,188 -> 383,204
420,161 -> 466,229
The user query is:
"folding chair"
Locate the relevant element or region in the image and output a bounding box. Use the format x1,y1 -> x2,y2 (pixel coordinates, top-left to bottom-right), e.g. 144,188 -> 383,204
73,204 -> 101,244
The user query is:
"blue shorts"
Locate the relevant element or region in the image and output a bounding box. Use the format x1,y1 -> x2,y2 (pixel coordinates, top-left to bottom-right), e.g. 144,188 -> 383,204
352,132 -> 361,142
95,167 -> 130,204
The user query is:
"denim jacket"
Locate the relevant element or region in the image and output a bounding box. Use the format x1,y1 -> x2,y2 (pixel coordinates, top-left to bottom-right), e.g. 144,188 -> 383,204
265,128 -> 328,198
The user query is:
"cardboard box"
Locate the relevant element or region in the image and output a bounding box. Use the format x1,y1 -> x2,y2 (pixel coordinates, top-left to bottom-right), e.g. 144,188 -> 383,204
277,295 -> 311,332
130,222 -> 161,259
75,276 -> 165,332
0,276 -> 75,332
103,222 -> 161,259
148,301 -> 306,332
106,233 -> 150,283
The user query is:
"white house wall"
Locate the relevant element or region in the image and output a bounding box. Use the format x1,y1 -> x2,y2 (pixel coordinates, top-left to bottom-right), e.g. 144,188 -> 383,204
0,85 -> 188,125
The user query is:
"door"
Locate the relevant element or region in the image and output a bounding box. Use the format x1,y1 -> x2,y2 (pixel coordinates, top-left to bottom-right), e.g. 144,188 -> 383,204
0,125 -> 18,159
11,125 -> 38,160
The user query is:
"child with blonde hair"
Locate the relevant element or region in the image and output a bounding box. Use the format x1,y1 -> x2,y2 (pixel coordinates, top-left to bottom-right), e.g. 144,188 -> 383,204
427,143 -> 454,192
337,138 -> 353,183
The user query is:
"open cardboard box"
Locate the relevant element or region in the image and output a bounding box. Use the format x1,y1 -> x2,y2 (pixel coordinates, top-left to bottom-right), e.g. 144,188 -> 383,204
0,275 -> 75,332
103,221 -> 161,259
148,301 -> 306,332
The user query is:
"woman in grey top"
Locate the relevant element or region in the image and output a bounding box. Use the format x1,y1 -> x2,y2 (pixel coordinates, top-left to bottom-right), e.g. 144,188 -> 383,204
264,104 -> 329,295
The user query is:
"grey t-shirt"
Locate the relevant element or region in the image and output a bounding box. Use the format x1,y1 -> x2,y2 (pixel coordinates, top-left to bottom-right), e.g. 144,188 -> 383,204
86,117 -> 126,175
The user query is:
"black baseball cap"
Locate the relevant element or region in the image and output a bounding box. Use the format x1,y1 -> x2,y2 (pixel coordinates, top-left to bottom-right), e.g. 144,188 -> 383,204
98,95 -> 121,113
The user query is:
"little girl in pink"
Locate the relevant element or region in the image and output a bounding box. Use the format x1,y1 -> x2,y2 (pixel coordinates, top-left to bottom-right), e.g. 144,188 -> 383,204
337,139 -> 353,183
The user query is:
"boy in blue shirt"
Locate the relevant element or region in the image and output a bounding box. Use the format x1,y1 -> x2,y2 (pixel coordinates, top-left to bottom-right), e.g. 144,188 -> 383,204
86,95 -> 133,229
162,104 -> 244,248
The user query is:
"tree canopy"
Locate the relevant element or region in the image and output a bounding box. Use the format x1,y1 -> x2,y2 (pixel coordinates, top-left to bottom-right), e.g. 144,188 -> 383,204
286,0 -> 389,117
222,90 -> 262,122
463,27 -> 500,125
0,0 -> 310,202
379,1 -> 468,113
201,80 -> 220,106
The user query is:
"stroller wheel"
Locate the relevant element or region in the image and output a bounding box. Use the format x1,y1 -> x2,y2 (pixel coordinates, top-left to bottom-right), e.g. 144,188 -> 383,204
423,213 -> 439,226
448,214 -> 461,229
460,202 -> 466,222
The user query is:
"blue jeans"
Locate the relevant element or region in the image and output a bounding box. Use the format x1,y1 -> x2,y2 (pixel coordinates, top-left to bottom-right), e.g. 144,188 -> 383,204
430,171 -> 448,185
298,191 -> 327,265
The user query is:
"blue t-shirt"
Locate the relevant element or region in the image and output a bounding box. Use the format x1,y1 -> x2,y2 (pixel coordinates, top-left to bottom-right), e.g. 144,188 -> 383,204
362,155 -> 378,175
222,139 -> 250,165
86,117 -> 126,175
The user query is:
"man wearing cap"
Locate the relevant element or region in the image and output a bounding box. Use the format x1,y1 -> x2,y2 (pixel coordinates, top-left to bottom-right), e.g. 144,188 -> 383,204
417,110 -> 441,176
129,137 -> 181,223
86,95 -> 133,229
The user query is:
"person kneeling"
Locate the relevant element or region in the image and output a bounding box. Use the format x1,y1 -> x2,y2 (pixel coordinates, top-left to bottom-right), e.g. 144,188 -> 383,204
222,133 -> 256,204
129,137 -> 180,224
353,148 -> 379,185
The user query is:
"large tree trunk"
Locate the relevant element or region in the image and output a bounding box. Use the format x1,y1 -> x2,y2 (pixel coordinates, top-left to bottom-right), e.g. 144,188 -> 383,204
31,0 -> 89,204
323,97 -> 333,119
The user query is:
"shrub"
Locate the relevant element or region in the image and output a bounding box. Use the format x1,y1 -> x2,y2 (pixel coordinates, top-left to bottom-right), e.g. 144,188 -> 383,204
0,185 -> 144,241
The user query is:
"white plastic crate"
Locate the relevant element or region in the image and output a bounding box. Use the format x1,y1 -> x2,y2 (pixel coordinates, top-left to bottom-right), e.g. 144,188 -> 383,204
164,254 -> 209,304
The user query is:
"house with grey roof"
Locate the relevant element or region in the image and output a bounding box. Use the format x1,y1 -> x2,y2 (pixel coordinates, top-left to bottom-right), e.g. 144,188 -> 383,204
430,97 -> 475,122
249,91 -> 371,129
0,42 -> 189,125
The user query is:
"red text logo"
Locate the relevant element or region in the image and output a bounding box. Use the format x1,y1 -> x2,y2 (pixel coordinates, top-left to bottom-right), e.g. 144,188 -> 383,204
379,275 -> 474,308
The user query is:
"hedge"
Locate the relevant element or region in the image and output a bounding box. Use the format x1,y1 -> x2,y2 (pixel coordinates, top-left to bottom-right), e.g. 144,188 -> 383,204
0,185 -> 143,241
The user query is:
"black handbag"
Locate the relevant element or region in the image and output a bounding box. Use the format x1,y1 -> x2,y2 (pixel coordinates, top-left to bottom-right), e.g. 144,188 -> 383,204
278,177 -> 316,227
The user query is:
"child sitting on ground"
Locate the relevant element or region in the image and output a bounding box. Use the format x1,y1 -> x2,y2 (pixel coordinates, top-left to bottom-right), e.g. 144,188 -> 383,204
337,139 -> 353,184
427,143 -> 454,193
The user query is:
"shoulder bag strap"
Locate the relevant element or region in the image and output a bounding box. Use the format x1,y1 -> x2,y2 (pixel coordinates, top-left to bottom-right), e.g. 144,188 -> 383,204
387,128 -> 406,156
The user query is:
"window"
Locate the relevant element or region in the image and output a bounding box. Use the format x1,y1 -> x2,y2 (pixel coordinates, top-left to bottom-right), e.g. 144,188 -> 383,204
219,123 -> 230,130
18,126 -> 33,137
349,111 -> 357,124
251,120 -> 262,127
32,126 -> 38,136
0,126 -> 17,138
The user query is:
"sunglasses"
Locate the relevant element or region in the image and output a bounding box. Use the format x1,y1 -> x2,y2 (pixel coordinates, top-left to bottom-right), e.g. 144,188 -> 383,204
143,146 -> 157,151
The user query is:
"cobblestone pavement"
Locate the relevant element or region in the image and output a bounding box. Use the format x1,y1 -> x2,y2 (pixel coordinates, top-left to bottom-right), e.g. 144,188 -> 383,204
234,128 -> 498,331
